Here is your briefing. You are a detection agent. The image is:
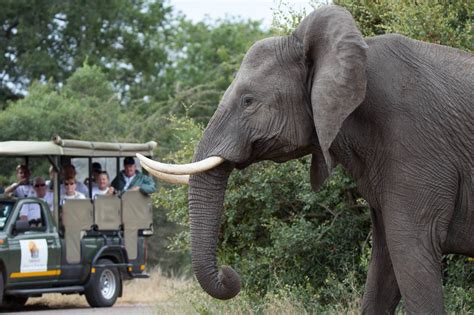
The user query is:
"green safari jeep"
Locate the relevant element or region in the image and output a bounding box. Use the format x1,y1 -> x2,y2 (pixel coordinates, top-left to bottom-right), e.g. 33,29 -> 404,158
0,137 -> 157,308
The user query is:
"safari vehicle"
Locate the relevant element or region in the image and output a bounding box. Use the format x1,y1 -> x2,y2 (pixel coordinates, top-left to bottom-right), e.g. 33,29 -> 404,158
0,136 -> 156,308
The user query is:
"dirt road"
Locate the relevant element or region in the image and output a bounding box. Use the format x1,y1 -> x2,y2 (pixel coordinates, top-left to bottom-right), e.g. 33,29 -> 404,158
0,270 -> 189,314
1,304 -> 155,314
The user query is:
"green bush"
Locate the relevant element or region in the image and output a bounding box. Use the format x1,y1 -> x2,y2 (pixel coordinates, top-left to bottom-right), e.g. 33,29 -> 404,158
0,64 -> 125,143
221,161 -> 370,302
443,255 -> 474,313
335,0 -> 472,50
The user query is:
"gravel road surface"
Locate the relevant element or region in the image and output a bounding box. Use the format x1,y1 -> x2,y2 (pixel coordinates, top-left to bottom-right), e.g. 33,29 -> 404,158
0,304 -> 155,314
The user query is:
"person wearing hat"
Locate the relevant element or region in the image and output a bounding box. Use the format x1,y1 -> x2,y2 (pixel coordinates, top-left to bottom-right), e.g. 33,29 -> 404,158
111,157 -> 156,195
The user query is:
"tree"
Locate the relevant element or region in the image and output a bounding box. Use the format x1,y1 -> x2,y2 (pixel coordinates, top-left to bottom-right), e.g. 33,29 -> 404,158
334,0 -> 472,50
0,64 -> 125,142
0,0 -> 173,105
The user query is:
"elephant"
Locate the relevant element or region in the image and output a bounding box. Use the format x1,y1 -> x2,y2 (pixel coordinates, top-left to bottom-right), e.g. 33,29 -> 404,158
138,5 -> 473,314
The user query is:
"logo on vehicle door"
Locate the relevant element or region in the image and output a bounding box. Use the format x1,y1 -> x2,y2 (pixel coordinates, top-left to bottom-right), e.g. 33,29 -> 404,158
20,239 -> 48,272
28,240 -> 39,259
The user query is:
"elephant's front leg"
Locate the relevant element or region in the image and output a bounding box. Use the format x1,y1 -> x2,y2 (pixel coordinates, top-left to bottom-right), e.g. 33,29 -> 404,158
362,208 -> 401,315
383,203 -> 447,314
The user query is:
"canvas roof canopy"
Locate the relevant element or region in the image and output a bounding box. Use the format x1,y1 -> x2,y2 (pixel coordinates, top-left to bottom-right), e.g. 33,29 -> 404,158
0,136 -> 157,157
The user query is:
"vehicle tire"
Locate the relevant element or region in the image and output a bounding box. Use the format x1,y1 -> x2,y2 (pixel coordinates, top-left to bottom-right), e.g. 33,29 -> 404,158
0,272 -> 3,305
2,295 -> 28,308
0,271 -> 28,309
85,258 -> 121,307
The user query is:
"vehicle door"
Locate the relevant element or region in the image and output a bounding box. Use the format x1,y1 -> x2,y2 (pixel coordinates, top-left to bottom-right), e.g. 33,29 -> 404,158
6,199 -> 61,285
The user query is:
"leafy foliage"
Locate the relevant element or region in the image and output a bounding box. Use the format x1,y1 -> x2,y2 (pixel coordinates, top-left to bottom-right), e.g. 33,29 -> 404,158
0,64 -> 124,142
0,0 -> 173,103
222,162 -> 370,305
271,0 -> 321,34
334,0 -> 472,50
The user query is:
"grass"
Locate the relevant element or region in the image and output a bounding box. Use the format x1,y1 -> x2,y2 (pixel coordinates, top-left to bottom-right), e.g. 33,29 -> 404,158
25,266 -> 473,314
25,267 -> 332,314
26,267 -> 191,309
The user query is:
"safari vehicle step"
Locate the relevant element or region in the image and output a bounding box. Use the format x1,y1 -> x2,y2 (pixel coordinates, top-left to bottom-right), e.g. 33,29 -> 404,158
6,285 -> 85,296
129,273 -> 149,279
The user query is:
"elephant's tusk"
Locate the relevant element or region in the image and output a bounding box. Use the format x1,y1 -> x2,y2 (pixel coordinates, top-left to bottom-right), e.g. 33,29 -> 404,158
136,153 -> 225,175
141,163 -> 189,185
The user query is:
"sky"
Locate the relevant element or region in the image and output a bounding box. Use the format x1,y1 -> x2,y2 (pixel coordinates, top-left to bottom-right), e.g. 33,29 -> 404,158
169,0 -> 316,28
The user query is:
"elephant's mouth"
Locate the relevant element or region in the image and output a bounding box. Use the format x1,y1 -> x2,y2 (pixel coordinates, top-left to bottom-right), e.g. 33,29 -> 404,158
249,144 -> 315,166
234,160 -> 253,170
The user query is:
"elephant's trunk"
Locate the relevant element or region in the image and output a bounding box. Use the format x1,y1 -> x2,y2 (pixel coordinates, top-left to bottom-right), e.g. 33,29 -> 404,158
188,161 -> 241,300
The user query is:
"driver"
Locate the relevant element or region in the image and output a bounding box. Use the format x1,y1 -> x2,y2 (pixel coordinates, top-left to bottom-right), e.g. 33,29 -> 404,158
31,176 -> 54,212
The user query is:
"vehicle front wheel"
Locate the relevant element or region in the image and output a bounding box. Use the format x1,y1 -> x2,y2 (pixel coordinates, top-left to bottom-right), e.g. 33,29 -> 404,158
2,295 -> 28,308
85,258 -> 121,307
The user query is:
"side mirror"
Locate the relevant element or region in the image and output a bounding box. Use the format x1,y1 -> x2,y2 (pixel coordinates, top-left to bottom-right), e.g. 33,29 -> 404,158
14,220 -> 30,233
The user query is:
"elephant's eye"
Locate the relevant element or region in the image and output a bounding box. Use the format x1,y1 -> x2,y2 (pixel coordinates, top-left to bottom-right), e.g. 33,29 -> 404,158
241,95 -> 253,107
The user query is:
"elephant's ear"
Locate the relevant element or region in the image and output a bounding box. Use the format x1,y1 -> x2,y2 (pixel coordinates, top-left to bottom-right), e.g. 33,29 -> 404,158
294,5 -> 368,170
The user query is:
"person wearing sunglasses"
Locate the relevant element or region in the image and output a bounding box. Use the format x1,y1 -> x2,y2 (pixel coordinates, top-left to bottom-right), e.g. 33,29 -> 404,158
60,164 -> 89,196
61,176 -> 86,205
19,176 -> 53,225
32,176 -> 54,212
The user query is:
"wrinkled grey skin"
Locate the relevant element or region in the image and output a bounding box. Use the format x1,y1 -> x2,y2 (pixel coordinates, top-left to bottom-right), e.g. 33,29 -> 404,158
188,5 -> 473,314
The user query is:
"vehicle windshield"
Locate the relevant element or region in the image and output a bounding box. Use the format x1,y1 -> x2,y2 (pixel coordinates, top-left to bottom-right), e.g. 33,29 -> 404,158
0,200 -> 15,230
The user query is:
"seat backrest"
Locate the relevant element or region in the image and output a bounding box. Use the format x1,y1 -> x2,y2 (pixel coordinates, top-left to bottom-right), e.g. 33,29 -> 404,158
62,199 -> 93,264
94,195 -> 121,230
121,191 -> 153,260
